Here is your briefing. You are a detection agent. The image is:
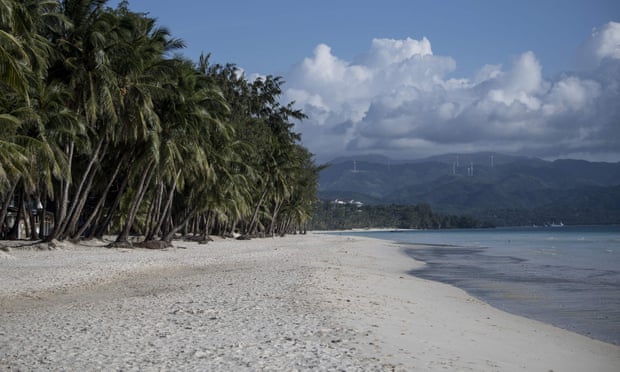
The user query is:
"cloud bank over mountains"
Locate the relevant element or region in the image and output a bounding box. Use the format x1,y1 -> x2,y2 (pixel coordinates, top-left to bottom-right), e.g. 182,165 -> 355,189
284,22 -> 620,162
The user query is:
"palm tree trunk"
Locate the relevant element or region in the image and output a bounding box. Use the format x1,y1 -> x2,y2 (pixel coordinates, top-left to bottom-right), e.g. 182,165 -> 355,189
247,187 -> 268,235
204,213 -> 211,237
71,159 -> 123,240
38,190 -> 48,239
25,194 -> 39,241
117,159 -> 155,243
57,138 -> 105,239
7,188 -> 24,240
268,200 -> 283,236
22,198 -> 31,239
0,179 -> 19,232
144,181 -> 164,240
91,173 -> 129,239
61,162 -> 98,239
147,169 -> 181,241
48,142 -> 74,241
163,206 -> 198,242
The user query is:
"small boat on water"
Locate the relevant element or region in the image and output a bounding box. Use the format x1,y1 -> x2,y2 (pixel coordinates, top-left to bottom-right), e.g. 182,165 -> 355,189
549,221 -> 564,227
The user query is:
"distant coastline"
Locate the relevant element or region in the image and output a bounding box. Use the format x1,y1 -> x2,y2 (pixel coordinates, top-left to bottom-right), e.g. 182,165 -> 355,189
318,153 -> 620,227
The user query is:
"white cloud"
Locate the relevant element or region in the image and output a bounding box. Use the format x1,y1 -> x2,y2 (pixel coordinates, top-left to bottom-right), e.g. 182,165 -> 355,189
285,27 -> 620,162
287,44 -> 372,123
576,22 -> 620,70
361,37 -> 433,68
486,51 -> 545,110
542,77 -> 600,115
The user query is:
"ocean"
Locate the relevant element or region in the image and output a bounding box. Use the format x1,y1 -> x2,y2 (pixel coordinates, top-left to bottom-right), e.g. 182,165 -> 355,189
335,225 -> 620,345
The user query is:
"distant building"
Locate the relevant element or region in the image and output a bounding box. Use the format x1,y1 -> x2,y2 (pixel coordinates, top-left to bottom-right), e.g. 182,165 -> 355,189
2,201 -> 54,240
331,199 -> 364,207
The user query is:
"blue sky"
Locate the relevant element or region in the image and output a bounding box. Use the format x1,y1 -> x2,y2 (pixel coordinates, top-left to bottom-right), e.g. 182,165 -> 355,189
109,0 -> 620,162
111,0 -> 617,77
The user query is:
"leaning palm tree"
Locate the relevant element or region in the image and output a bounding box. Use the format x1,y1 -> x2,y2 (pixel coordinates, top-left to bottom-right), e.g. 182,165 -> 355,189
0,0 -> 67,239
22,81 -> 78,238
111,10 -> 188,244
0,0 -> 39,186
151,59 -> 235,242
0,114 -> 29,234
1,0 -> 320,242
0,0 -> 33,101
38,0 -> 119,240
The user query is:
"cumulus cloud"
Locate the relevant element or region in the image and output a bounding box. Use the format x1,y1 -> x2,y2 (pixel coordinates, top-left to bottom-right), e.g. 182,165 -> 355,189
576,22 -> 620,70
285,23 -> 620,162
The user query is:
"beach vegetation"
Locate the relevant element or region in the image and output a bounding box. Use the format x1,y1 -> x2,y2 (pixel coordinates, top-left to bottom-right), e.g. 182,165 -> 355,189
310,201 -> 490,230
0,0 -> 320,244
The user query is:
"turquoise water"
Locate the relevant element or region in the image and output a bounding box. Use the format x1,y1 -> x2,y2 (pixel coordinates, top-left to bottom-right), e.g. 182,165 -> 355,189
335,225 -> 620,345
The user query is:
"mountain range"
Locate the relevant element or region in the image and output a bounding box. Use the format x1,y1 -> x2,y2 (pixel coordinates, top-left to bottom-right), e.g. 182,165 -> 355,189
318,152 -> 620,226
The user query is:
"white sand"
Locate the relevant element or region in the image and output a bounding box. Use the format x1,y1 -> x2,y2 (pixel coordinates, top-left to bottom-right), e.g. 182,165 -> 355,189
0,234 -> 618,371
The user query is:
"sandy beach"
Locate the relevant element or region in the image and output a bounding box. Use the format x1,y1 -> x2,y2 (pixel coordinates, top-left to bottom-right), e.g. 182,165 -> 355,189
1,233 -> 618,371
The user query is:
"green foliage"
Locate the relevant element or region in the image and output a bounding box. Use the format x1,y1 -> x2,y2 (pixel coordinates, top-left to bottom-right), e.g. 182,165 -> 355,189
0,1 -> 320,241
319,155 -> 620,226
309,201 -> 490,230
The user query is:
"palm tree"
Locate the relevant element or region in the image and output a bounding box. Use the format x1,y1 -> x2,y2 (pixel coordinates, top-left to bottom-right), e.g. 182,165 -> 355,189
1,0 -> 321,243
37,0 -> 118,240
111,11 -> 188,244
152,58 -> 236,242
0,0 -> 68,239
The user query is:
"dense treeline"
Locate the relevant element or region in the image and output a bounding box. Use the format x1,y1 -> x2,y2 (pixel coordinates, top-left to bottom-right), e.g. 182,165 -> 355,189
309,202 -> 490,230
0,0 -> 320,244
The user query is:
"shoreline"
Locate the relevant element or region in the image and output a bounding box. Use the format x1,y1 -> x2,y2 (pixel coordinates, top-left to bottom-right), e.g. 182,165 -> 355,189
328,227 -> 620,346
401,242 -> 620,346
1,234 -> 618,370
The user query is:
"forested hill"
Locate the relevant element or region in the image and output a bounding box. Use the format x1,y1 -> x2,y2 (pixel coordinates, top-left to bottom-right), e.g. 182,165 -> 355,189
309,202 -> 489,231
318,153 -> 620,226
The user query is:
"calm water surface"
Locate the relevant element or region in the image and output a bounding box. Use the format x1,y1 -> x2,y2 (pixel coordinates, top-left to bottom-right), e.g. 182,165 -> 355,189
335,225 -> 620,345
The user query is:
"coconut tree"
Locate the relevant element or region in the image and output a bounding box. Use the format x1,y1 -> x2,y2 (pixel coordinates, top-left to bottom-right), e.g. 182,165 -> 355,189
153,58 -> 245,242
0,0 -> 38,101
142,58 -> 217,241
0,0 -> 70,239
1,0 -> 321,243
0,113 -> 28,235
37,0 -> 118,240
272,145 -> 322,235
16,80 -> 78,239
111,12 -> 188,244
